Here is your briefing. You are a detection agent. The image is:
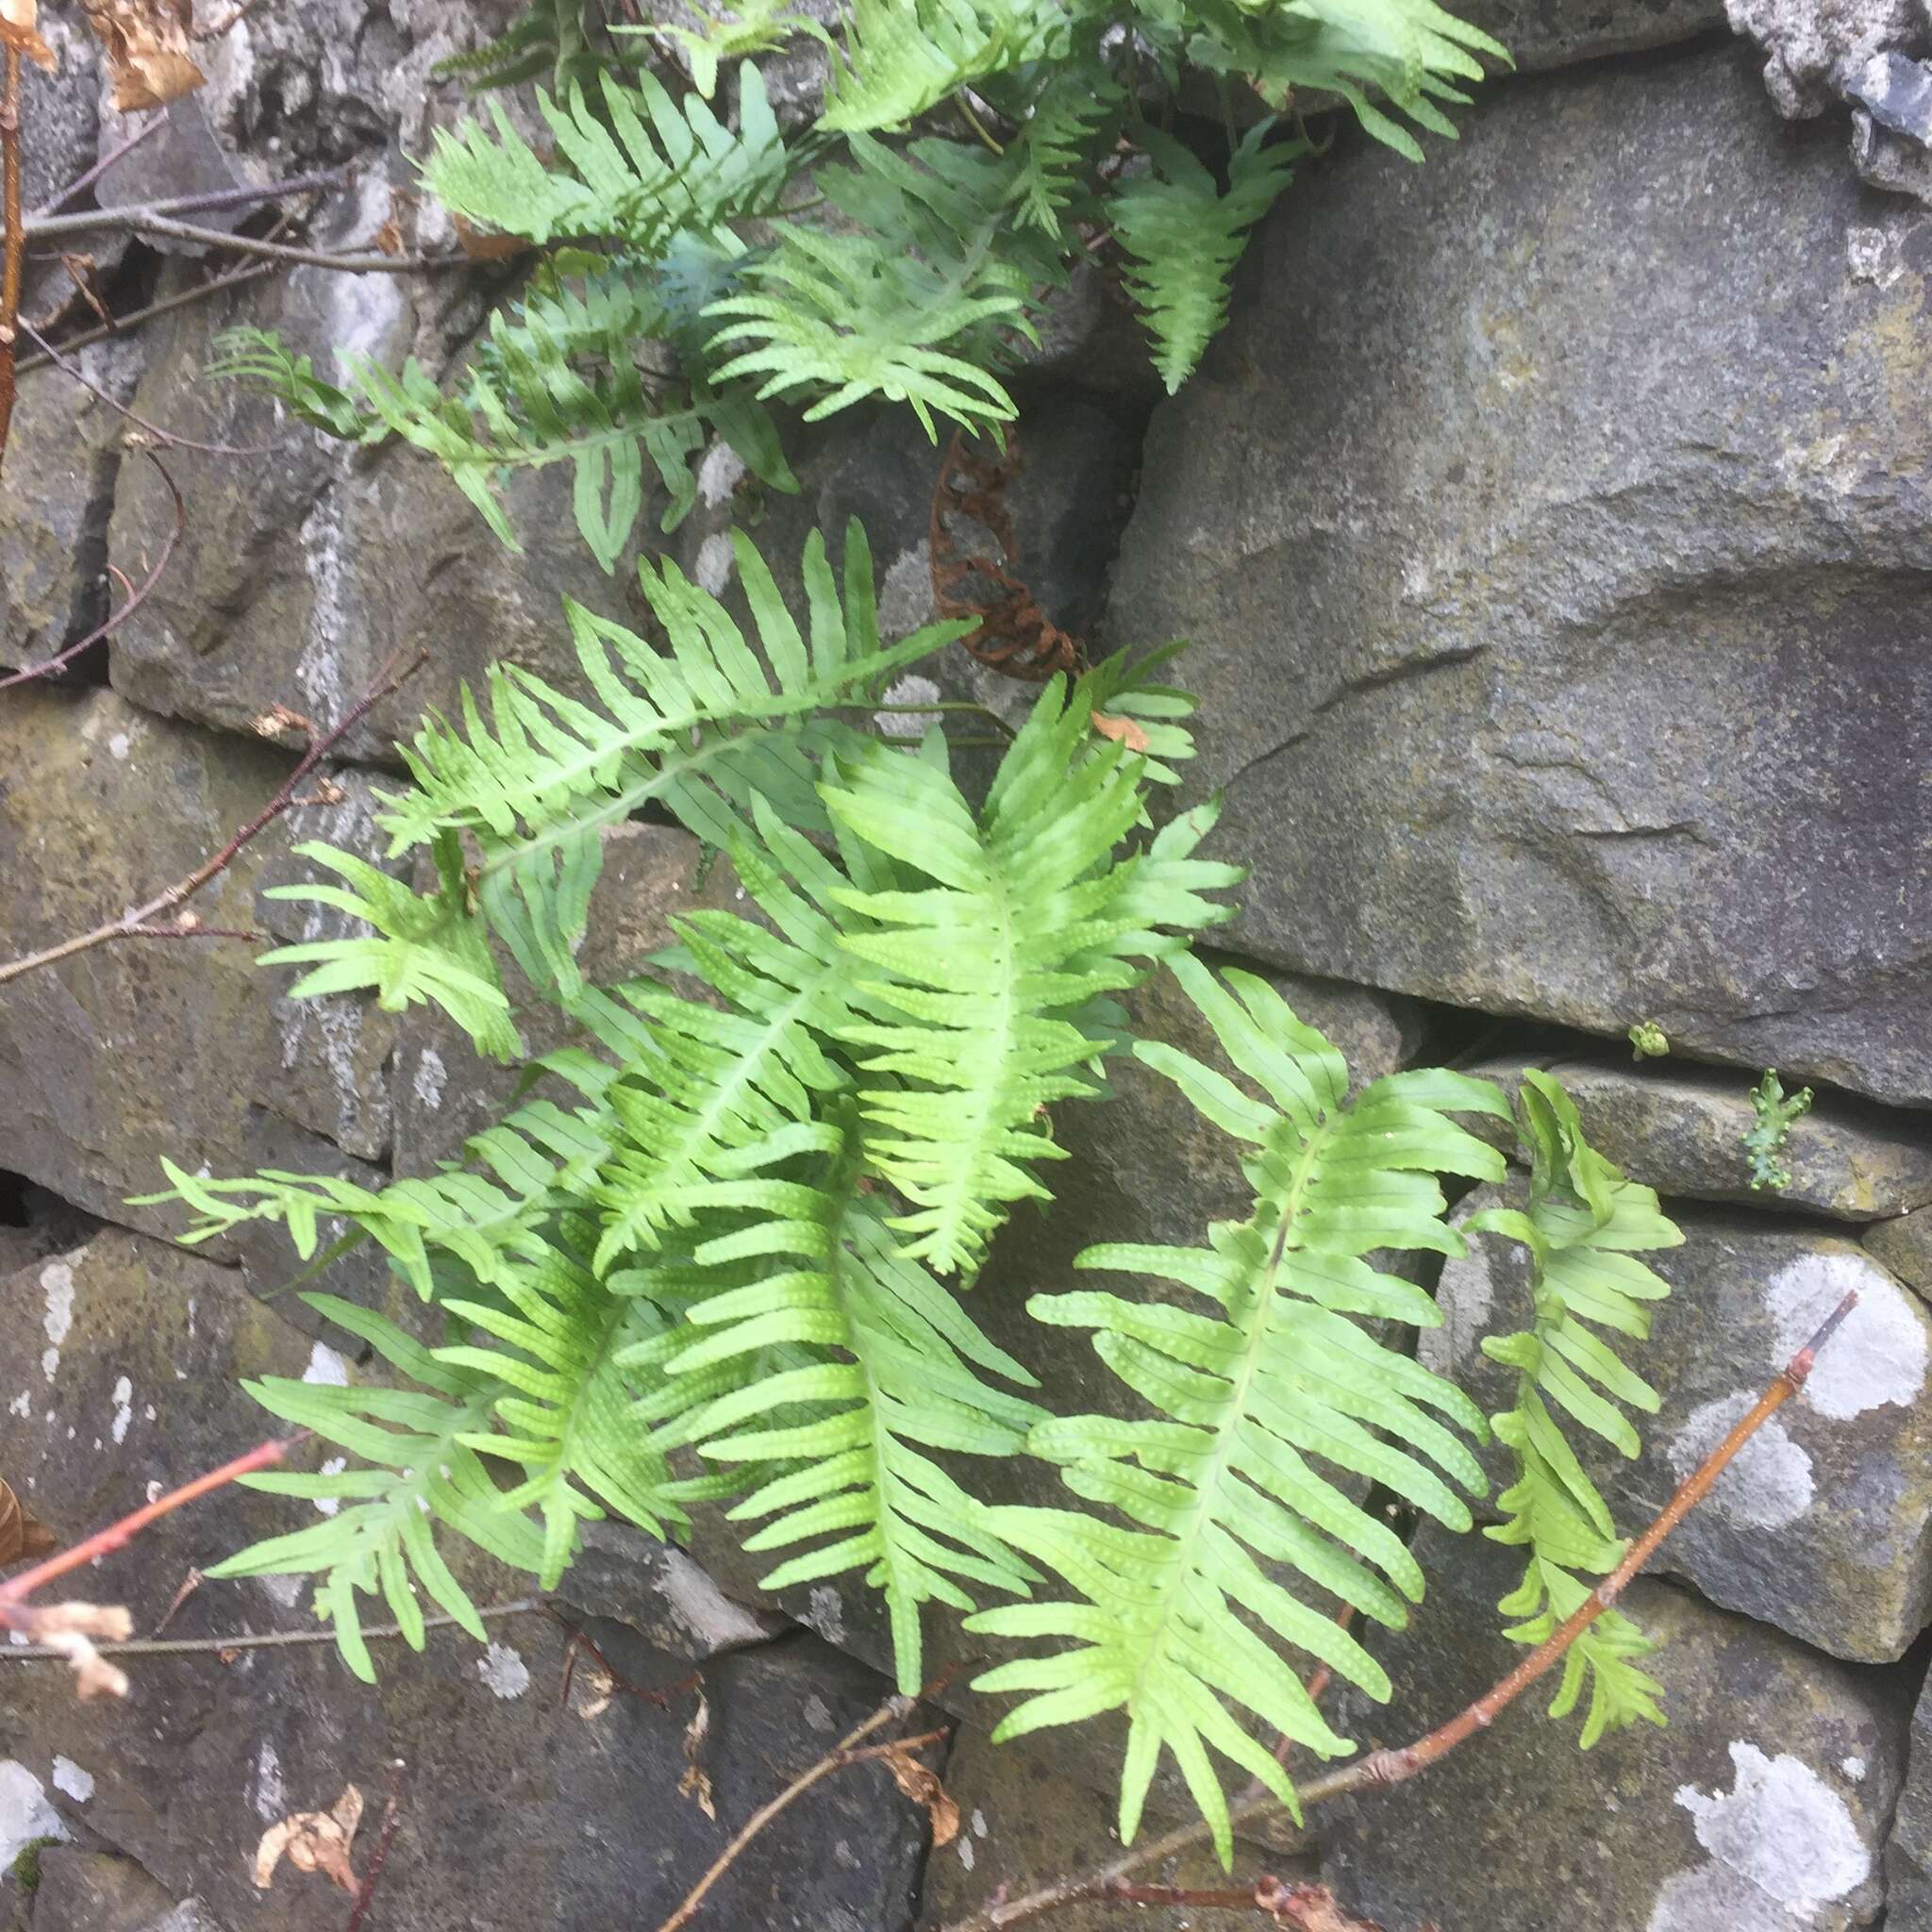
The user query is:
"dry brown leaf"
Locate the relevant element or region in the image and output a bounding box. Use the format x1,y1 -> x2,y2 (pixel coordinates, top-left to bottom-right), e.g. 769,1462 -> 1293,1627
0,1477 -> 58,1566
253,1784 -> 364,1895
678,1690 -> 716,1821
0,0 -> 58,70
452,214 -> 529,263
374,217 -> 405,258
1254,1878 -> 1390,1931
80,0 -> 205,110
880,1743 -> 959,1848
1091,710 -> 1150,754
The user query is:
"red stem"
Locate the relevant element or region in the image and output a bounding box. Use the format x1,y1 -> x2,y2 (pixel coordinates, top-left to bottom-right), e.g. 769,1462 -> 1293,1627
0,44 -> 23,474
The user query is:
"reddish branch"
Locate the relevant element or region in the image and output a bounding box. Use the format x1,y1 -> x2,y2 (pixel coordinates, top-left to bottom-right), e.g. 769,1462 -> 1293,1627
0,447 -> 184,690
937,1287 -> 1860,1932
342,1758 -> 408,1932
0,43 -> 24,471
0,643 -> 426,986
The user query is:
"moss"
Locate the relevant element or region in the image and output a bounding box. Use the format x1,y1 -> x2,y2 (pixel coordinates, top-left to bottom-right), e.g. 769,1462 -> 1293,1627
9,1834 -> 60,1895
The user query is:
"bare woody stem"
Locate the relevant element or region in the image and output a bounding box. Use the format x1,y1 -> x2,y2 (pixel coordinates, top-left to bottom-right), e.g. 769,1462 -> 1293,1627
938,1286 -> 1860,1932
0,44 -> 24,473
0,644 -> 427,987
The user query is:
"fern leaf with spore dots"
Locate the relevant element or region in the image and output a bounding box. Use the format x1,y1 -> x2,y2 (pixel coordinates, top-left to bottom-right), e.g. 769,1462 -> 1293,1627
1465,1070 -> 1682,1748
821,668 -> 1241,1279
423,65 -> 789,252
966,956 -> 1510,1862
665,1125 -> 1045,1691
371,524 -> 966,1005
1111,124 -> 1302,394
210,1295 -> 548,1683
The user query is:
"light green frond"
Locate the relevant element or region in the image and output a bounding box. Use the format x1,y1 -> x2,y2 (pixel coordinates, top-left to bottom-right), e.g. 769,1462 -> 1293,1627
966,955 -> 1508,1860
376,523 -> 966,1001
706,135 -> 1064,439
1467,1069 -> 1683,1748
423,65 -> 789,251
823,667 -> 1237,1279
258,829 -> 521,1062
1110,124 -> 1302,393
819,0 -> 1071,134
633,1 -> 808,97
672,1130 -> 1044,1691
208,1295 -> 547,1682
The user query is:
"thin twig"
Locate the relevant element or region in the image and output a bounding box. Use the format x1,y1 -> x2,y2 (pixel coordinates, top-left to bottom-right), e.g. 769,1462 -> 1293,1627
0,1435 -> 305,1619
657,1680 -> 958,1932
23,169 -> 345,242
0,447 -> 184,690
545,1604 -> 701,1712
19,316 -> 275,455
18,260 -> 278,374
16,203 -> 465,275
32,112 -> 162,217
0,644 -> 427,985
342,1757 -> 407,1932
0,44 -> 24,472
936,1287 -> 1861,1932
0,1598 -> 545,1662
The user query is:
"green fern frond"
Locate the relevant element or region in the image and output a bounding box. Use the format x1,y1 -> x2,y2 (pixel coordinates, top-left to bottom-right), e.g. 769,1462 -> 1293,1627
430,0 -> 627,94
591,797 -> 873,1272
820,0 -> 1071,134
204,328 -> 381,442
1111,124 -> 1301,393
374,524 -> 965,1000
1466,1070 -> 1683,1748
208,1296 -> 548,1682
822,669 -> 1241,1279
1006,58 -> 1121,236
706,134 -> 1062,438
424,65 -> 789,251
966,956 -> 1509,1861
633,0 -> 808,97
258,829 -> 521,1062
665,1125 -> 1045,1691
434,1216 -> 701,1583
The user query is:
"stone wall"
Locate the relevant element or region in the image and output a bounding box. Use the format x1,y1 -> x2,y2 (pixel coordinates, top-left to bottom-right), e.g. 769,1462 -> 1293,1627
4,8 -> 1932,1932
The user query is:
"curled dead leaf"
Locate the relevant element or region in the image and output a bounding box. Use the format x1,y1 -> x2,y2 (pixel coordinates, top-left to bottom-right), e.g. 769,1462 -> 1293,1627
0,0 -> 57,71
0,1477 -> 58,1565
253,1783 -> 364,1895
452,214 -> 529,264
1254,1878 -> 1390,1932
678,1689 -> 716,1821
80,0 -> 205,110
880,1743 -> 959,1848
1090,710 -> 1150,754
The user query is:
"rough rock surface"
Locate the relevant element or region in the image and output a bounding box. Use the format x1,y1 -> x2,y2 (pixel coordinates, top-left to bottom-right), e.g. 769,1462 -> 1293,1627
1427,1194 -> 1932,1661
1110,42 -> 1932,1107
0,1231 -> 935,1932
1463,0 -> 1724,67
0,688 -> 394,1311
1464,1055 -> 1932,1219
1319,1527 -> 1909,1932
1889,1673 -> 1932,1930
1867,1204 -> 1932,1292
27,1849 -> 210,1932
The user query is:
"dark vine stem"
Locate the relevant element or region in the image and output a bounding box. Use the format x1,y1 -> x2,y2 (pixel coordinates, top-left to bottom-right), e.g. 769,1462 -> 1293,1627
937,1286 -> 1860,1932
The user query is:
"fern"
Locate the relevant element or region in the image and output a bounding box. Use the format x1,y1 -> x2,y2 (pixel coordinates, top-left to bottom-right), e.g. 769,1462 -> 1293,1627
208,1296 -> 549,1681
633,1 -> 808,98
661,1122 -> 1047,1691
423,66 -> 789,252
706,134 -> 1063,438
1110,124 -> 1301,393
818,0 -> 1072,134
1743,1068 -> 1812,1192
966,956 -> 1509,1861
823,667 -> 1240,1279
373,524 -> 965,1004
1005,58 -> 1122,236
1464,1071 -> 1683,1748
431,0 -> 630,94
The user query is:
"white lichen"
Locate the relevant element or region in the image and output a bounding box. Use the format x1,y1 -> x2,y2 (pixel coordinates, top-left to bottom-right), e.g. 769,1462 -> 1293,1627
40,1261 -> 75,1388
50,1757 -> 93,1804
251,1741 -> 287,1824
1768,1251 -> 1926,1421
696,441 -> 747,507
0,1761 -> 69,1867
476,1642 -> 531,1699
1667,1393 -> 1814,1530
109,1375 -> 133,1447
805,1585 -> 846,1645
302,1342 -> 350,1389
693,532 -> 737,594
412,1047 -> 448,1112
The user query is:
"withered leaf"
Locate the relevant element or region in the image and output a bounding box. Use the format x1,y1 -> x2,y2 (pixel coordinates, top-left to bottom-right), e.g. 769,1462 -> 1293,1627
253,1784 -> 364,1895
880,1743 -> 958,1848
452,214 -> 529,263
0,0 -> 58,71
80,0 -> 205,111
1091,711 -> 1150,754
678,1689 -> 716,1821
0,1477 -> 58,1566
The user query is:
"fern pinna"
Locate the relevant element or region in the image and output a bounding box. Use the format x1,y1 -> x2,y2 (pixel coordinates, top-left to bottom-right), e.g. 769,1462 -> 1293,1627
213,1 -> 1506,562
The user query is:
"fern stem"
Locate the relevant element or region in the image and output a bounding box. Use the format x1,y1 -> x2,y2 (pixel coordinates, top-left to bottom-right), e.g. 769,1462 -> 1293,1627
956,91 -> 1007,156
935,1285 -> 1861,1932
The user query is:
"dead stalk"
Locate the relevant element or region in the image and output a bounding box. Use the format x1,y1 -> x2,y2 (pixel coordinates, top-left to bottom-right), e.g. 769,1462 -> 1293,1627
937,1287 -> 1860,1932
0,43 -> 24,471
